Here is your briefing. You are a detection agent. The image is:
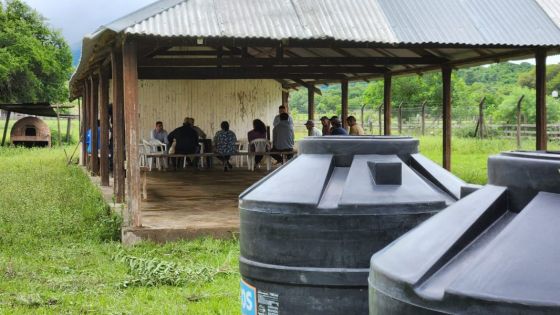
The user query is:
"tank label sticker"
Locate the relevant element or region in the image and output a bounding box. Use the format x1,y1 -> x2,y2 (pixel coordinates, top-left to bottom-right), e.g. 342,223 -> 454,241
257,291 -> 279,315
241,279 -> 257,315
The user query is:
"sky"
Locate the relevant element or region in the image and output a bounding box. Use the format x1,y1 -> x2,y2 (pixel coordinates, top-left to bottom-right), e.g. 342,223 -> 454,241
20,0 -> 560,65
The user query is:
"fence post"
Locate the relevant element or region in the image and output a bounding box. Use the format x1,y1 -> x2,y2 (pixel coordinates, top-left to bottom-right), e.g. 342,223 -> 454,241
398,102 -> 403,134
360,104 -> 366,129
66,117 -> 72,143
421,101 -> 427,136
474,97 -> 486,138
377,104 -> 383,135
516,95 -> 525,149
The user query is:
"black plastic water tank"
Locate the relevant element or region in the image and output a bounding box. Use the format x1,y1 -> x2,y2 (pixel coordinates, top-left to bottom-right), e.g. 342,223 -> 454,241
369,151 -> 560,314
239,136 -> 465,315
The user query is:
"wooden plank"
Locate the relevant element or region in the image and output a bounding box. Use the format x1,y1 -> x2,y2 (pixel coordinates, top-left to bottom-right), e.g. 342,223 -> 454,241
308,85 -> 315,121
112,47 -> 126,203
442,65 -> 452,171
139,56 -> 446,67
123,39 -> 142,228
383,73 -> 392,135
535,49 -> 547,150
341,79 -> 349,128
137,68 -> 349,80
516,95 -> 525,149
89,75 -> 100,176
98,68 -> 110,186
66,117 -> 71,143
82,83 -> 89,167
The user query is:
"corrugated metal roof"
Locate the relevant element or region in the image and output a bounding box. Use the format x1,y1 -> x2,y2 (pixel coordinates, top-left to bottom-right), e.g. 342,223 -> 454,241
70,0 -> 560,95
120,0 -> 560,45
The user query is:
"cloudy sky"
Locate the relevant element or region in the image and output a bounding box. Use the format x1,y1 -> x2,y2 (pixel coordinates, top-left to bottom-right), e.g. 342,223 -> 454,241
21,0 -> 560,65
24,0 -> 157,48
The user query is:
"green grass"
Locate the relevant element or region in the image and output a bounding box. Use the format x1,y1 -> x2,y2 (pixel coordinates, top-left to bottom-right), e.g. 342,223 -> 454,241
1,137 -> 558,313
0,147 -> 240,314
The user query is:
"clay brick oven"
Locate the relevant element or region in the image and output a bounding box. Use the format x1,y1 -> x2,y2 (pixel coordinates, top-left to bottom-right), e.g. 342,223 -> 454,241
10,116 -> 51,147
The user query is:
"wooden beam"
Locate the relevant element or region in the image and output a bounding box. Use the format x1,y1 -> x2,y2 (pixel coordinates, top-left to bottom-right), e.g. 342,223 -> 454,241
282,90 -> 289,112
341,79 -> 349,128
442,65 -> 452,171
137,68 -> 348,80
89,75 -> 99,176
383,73 -> 392,135
98,68 -> 110,186
138,56 -> 446,67
308,85 -> 315,121
111,47 -> 125,203
1,110 -> 10,146
293,79 -> 321,95
82,82 -> 89,166
123,39 -> 141,228
535,49 -> 547,150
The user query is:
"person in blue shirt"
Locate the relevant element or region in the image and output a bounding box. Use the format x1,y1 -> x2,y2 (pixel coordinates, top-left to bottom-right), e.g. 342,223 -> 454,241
330,118 -> 348,136
86,120 -> 101,153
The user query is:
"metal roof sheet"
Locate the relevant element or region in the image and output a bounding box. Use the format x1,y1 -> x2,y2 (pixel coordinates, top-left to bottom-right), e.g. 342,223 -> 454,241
537,0 -> 560,29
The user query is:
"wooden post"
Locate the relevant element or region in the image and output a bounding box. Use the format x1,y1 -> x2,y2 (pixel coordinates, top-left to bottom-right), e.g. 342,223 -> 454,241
123,39 -> 141,228
83,82 -> 90,168
55,106 -> 62,147
1,110 -> 11,146
516,95 -> 525,149
112,47 -> 125,203
475,97 -> 486,139
66,117 -> 72,143
383,73 -> 392,135
89,75 -> 100,176
442,65 -> 452,171
397,102 -> 403,134
341,79 -> 349,128
360,104 -> 366,130
98,68 -> 110,186
377,104 -> 383,135
421,101 -> 427,136
307,85 -> 315,121
282,90 -> 289,112
535,49 -> 547,150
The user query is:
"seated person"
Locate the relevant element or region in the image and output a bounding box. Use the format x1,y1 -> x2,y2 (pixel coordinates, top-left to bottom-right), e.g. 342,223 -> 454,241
320,116 -> 331,136
272,105 -> 294,128
346,116 -> 365,136
305,120 -> 322,137
150,121 -> 169,147
330,118 -> 349,135
329,115 -> 339,134
247,119 -> 267,166
167,117 -> 200,167
271,113 -> 295,163
214,121 -> 237,171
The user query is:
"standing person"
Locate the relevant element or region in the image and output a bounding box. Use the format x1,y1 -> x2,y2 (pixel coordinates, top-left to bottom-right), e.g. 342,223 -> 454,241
272,105 -> 294,128
271,113 -> 295,163
214,121 -> 237,171
247,119 -> 268,166
320,116 -> 331,136
304,120 -> 322,137
346,116 -> 365,136
150,121 -> 169,146
167,117 -> 200,167
330,118 -> 349,135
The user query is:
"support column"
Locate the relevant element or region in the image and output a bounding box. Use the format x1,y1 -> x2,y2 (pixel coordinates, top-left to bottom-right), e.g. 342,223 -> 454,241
82,82 -> 89,167
112,47 -> 125,203
383,73 -> 392,135
282,90 -> 289,112
123,39 -> 141,228
307,85 -> 315,121
1,110 -> 11,146
89,75 -> 100,176
442,65 -> 452,171
341,79 -> 349,129
535,49 -> 547,150
99,68 -> 110,186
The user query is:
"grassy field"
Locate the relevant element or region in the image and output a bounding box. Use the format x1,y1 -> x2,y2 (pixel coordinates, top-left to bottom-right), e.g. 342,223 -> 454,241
1,136 -> 558,314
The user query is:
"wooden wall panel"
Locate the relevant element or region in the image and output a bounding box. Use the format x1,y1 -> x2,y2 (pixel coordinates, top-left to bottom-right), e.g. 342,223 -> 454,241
125,79 -> 281,142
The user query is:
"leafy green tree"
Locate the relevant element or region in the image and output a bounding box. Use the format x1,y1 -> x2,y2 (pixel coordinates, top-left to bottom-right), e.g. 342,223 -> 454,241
0,0 -> 72,103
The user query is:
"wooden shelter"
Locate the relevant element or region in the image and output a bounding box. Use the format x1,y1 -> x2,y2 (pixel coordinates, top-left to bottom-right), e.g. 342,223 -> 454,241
69,0 -> 560,230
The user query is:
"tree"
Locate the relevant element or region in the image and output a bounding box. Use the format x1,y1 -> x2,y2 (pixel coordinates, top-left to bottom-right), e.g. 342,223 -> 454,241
0,0 -> 72,103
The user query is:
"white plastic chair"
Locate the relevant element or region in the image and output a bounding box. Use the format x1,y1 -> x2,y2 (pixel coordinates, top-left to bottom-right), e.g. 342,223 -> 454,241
248,139 -> 271,171
235,140 -> 248,167
142,139 -> 167,170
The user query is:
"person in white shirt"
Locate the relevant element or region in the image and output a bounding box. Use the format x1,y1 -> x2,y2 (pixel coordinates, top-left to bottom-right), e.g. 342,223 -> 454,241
272,105 -> 294,128
304,120 -> 322,137
150,121 -> 169,145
